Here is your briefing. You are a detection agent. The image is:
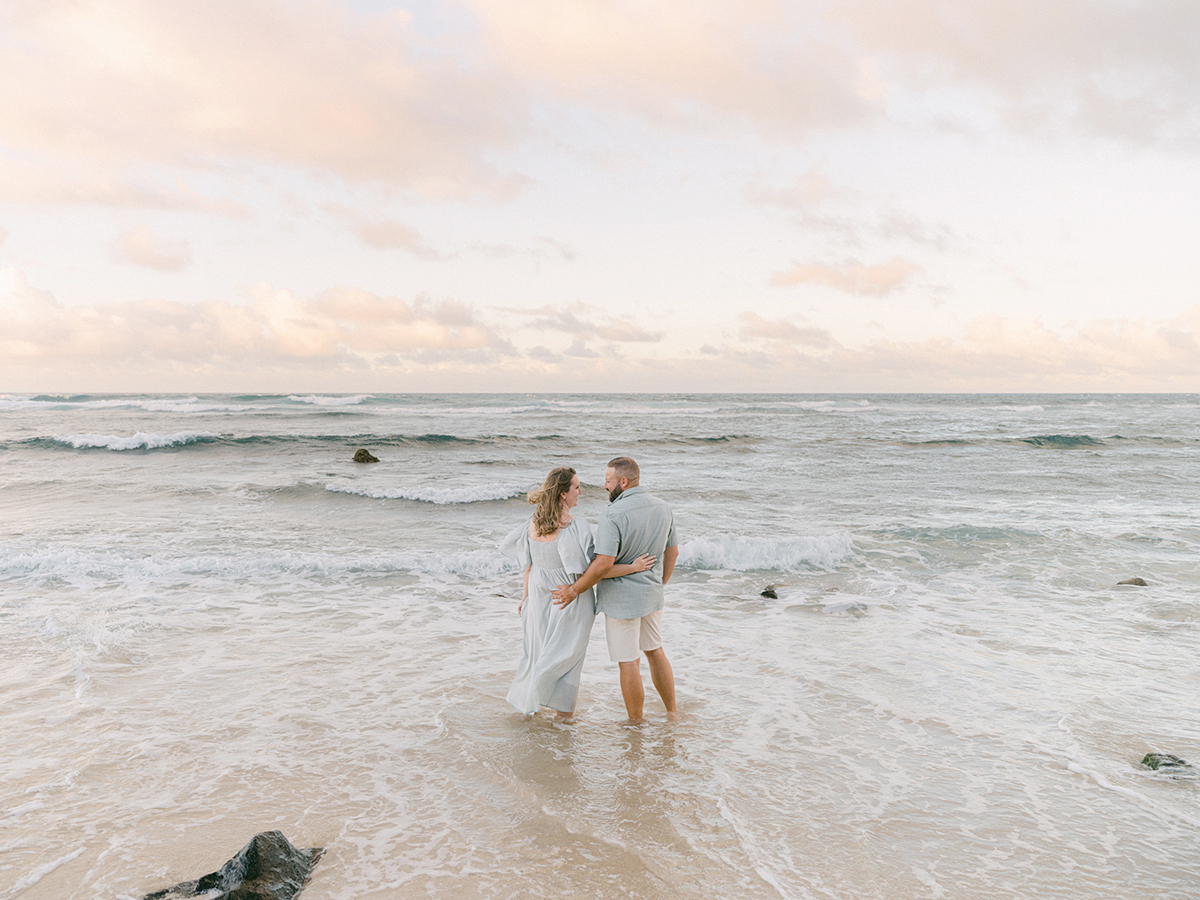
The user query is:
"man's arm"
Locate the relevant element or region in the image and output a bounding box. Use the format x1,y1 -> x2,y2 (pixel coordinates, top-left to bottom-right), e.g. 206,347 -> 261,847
552,554 -> 615,608
662,544 -> 679,584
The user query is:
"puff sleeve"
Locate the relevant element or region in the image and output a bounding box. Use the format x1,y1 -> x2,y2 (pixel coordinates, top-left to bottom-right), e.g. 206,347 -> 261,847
500,517 -> 533,570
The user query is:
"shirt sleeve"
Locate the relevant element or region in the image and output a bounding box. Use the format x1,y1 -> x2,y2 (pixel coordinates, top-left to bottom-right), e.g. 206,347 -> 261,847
666,512 -> 678,549
499,517 -> 533,570
594,510 -> 621,557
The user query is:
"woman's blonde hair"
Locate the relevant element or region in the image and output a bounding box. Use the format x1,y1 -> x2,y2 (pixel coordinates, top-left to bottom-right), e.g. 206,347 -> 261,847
528,466 -> 576,536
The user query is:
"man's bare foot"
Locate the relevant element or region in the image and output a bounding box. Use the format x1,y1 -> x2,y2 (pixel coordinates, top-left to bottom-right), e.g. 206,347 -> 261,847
624,717 -> 646,726
666,710 -> 681,722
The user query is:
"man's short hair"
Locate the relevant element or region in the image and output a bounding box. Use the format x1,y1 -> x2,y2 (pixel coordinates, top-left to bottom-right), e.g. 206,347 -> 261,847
607,456 -> 640,484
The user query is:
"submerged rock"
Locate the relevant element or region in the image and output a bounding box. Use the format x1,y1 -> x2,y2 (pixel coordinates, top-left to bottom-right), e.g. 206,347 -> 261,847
760,588 -> 779,599
144,831 -> 323,900
353,448 -> 379,463
1118,577 -> 1148,586
1141,753 -> 1193,772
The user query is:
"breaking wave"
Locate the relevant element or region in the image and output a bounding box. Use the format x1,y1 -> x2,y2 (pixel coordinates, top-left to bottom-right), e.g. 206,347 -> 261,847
678,533 -> 854,572
47,432 -> 219,451
325,482 -> 528,504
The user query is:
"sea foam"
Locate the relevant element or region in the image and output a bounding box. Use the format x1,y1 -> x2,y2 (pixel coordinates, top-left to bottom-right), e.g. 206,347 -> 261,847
50,432 -> 218,451
325,482 -> 527,504
678,533 -> 853,572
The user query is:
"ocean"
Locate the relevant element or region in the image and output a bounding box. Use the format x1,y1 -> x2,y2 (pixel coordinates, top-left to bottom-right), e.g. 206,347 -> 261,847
1,393 -> 1198,899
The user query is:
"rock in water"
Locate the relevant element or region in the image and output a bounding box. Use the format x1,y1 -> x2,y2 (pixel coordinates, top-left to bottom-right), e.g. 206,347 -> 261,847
353,448 -> 379,463
144,831 -> 324,900
760,588 -> 779,599
1141,753 -> 1192,772
1117,577 -> 1148,586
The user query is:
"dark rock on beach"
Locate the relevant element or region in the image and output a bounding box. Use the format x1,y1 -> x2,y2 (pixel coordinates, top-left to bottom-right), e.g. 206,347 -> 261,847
353,448 -> 379,463
144,831 -> 323,900
1141,753 -> 1193,772
760,587 -> 779,599
1118,577 -> 1148,586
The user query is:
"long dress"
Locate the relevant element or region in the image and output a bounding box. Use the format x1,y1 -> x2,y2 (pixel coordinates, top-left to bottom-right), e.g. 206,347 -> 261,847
501,516 -> 596,715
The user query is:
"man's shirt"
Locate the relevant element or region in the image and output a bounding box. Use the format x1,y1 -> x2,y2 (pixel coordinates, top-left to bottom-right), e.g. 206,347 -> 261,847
593,486 -> 678,619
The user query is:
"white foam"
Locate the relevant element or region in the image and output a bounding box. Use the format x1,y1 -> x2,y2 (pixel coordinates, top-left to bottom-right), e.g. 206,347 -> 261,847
0,546 -> 519,583
326,482 -> 527,504
678,533 -> 853,572
288,394 -> 371,406
3,847 -> 84,897
50,431 -> 217,450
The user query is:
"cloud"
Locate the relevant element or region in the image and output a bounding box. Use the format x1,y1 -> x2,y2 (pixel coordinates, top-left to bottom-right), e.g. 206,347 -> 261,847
0,0 -> 525,200
524,306 -> 665,343
835,0 -> 1200,146
112,226 -> 191,272
744,168 -> 850,209
351,219 -> 443,260
465,0 -> 878,135
738,312 -> 837,349
769,257 -> 918,295
0,270 -> 512,367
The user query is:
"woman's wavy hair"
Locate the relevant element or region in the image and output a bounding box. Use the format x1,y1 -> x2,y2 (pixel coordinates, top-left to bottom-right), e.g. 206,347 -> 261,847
528,466 -> 576,536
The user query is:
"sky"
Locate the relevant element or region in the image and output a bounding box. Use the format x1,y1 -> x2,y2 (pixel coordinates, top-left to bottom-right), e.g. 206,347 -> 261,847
2,0 -> 1200,393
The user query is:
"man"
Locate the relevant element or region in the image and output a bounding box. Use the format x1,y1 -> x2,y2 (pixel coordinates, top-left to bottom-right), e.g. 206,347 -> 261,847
552,457 -> 679,723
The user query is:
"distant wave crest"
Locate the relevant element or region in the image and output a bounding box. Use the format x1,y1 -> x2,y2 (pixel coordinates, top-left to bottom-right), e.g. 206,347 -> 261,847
288,394 -> 371,407
49,432 -> 219,451
1021,434 -> 1103,448
679,533 -> 853,572
326,482 -> 527,504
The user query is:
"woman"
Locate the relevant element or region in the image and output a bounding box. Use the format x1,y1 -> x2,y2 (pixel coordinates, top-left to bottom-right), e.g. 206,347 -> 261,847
501,466 -> 654,719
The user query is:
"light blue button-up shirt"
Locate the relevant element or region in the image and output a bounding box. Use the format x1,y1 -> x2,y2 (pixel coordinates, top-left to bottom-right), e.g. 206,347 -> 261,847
593,486 -> 678,620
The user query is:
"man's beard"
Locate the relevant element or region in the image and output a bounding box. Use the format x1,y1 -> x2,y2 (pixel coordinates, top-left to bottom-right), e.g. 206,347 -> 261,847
608,485 -> 625,502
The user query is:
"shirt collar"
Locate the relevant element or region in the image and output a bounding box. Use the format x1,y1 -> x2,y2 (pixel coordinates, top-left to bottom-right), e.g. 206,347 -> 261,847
613,485 -> 646,502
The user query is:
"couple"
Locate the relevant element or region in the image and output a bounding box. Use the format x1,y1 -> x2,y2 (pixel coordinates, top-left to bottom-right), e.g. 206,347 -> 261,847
501,457 -> 679,723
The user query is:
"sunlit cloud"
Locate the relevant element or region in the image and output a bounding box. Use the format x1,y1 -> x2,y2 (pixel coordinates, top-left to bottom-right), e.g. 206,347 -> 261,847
0,0 -> 526,201
738,312 -> 837,349
0,270 -> 512,367
465,0 -> 877,135
769,258 -> 919,295
112,226 -> 191,272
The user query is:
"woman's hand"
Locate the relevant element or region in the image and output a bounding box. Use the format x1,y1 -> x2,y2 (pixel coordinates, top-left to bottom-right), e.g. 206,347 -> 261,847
517,595 -> 526,616
630,553 -> 656,573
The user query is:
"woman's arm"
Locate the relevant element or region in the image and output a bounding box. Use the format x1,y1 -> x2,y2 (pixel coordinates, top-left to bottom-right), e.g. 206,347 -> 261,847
517,565 -> 531,615
602,553 -> 656,579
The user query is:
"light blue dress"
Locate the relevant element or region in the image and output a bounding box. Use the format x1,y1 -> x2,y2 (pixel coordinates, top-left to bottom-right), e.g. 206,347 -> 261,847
501,516 -> 596,715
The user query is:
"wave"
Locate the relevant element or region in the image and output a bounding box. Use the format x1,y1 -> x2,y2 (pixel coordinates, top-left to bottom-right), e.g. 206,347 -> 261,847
0,546 -> 520,582
0,394 -> 273,413
1020,434 -> 1104,448
287,394 -> 371,407
678,533 -> 853,572
325,482 -> 528,504
47,432 -> 219,451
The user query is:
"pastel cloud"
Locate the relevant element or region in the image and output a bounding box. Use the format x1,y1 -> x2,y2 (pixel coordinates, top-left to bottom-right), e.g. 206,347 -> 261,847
0,270 -> 511,367
738,312 -> 837,349
524,306 -> 664,343
113,226 -> 191,272
351,220 -> 443,260
0,0 -> 523,200
466,0 -> 876,134
769,258 -> 918,295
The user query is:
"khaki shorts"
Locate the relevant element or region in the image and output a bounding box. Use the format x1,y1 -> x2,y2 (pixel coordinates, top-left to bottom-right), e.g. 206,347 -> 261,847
605,609 -> 663,663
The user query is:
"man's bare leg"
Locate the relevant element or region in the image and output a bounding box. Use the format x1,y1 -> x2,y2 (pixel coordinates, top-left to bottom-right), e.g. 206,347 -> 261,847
619,659 -> 645,723
644,647 -> 678,720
